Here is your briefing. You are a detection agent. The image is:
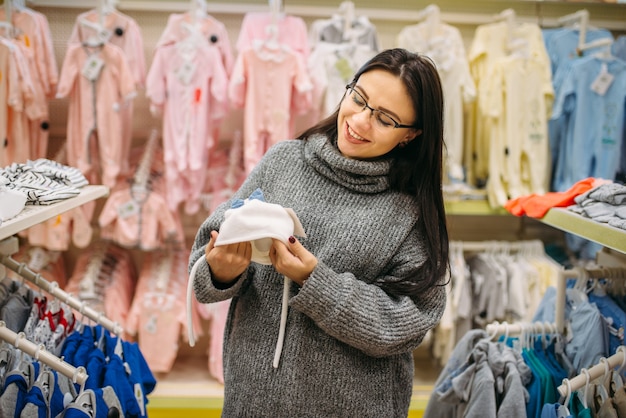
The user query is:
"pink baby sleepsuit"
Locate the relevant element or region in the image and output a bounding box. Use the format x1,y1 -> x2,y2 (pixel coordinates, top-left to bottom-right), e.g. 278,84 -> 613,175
146,36 -> 228,213
69,9 -> 146,176
229,42 -> 312,173
1,38 -> 35,166
126,250 -> 201,373
56,42 -> 136,188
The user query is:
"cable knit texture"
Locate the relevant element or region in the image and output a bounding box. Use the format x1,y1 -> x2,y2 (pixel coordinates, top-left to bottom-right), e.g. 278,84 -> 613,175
190,134 -> 446,417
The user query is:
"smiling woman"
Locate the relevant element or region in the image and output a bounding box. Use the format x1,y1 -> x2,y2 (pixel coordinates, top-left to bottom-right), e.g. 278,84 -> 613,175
189,48 -> 448,417
337,70 -> 421,159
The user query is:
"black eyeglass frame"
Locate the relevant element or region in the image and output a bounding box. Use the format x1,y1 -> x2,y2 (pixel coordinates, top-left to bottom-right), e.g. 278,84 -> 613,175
345,84 -> 419,130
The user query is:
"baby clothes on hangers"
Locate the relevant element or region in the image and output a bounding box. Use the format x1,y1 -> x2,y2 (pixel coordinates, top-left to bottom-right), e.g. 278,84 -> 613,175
146,32 -> 229,213
68,8 -> 146,177
64,245 -> 136,333
156,10 -> 234,76
229,43 -> 312,174
126,250 -> 195,374
397,20 -> 476,183
56,42 -> 136,188
20,207 -> 93,251
98,184 -> 183,250
237,12 -> 310,60
0,7 -> 57,161
0,278 -> 33,333
0,37 -> 35,167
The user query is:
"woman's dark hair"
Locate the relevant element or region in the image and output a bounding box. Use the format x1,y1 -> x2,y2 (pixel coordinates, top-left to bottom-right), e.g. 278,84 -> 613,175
298,48 -> 449,297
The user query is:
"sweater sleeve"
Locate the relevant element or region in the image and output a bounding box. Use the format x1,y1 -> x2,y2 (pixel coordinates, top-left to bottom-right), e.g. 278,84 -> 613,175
290,227 -> 447,358
189,150 -> 270,303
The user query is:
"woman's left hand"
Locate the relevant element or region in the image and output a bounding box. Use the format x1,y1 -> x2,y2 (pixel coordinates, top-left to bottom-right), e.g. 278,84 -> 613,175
270,236 -> 318,286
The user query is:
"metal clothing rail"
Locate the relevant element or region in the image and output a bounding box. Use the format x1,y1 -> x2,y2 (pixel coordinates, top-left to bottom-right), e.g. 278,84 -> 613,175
0,244 -> 124,336
485,320 -> 557,338
557,346 -> 626,398
0,321 -> 88,390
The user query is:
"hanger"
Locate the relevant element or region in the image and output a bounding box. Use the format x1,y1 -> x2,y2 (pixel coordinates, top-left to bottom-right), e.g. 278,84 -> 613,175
339,1 -> 355,35
589,38 -> 614,60
11,0 -> 25,12
79,16 -> 110,47
578,368 -> 591,409
416,5 -> 440,28
190,0 -> 207,23
102,0 -> 117,15
558,378 -> 572,417
0,321 -> 88,391
558,9 -> 590,53
269,0 -> 283,20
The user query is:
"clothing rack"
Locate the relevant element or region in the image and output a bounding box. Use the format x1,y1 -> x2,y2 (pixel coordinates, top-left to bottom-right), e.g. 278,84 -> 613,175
485,320 -> 557,338
0,320 -> 88,389
0,237 -> 124,336
450,239 -> 545,254
557,346 -> 626,398
555,266 -> 626,334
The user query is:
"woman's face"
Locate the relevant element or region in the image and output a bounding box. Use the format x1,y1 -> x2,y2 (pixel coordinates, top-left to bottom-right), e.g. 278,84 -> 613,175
337,69 -> 419,160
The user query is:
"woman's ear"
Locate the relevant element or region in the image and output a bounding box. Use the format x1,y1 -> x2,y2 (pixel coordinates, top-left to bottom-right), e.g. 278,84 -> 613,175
405,129 -> 422,142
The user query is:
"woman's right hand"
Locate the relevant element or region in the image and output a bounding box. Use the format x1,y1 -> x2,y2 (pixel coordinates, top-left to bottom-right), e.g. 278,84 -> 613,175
205,230 -> 252,285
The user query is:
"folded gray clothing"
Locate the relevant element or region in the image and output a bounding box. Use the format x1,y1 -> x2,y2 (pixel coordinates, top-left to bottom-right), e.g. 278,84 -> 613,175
574,184 -> 607,205
587,183 -> 626,205
608,218 -> 626,230
593,214 -> 616,223
582,201 -> 619,219
568,204 -> 586,215
616,206 -> 626,220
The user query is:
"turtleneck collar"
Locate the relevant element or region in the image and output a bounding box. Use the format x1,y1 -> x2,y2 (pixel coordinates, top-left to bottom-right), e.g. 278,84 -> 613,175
303,134 -> 391,194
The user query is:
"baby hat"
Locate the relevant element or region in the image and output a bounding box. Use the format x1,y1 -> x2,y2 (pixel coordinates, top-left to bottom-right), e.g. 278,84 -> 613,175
214,188 -> 306,264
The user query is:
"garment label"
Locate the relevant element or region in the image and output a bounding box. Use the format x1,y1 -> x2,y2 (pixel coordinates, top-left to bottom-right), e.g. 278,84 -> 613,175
118,200 -> 140,219
134,383 -> 146,417
28,247 -> 50,271
176,60 -> 196,85
81,55 -> 104,81
145,314 -> 157,334
591,64 -> 614,96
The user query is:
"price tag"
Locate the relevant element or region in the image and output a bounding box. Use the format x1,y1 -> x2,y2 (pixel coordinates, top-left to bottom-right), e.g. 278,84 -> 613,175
118,200 -> 140,219
81,55 -> 104,81
591,63 -> 614,96
28,247 -> 50,271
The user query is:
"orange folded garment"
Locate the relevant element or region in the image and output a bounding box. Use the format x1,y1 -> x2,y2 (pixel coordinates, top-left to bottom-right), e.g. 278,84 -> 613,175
504,177 -> 603,218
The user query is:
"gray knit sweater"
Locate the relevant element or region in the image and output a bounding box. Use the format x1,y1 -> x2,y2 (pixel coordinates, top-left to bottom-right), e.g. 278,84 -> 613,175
190,134 -> 446,417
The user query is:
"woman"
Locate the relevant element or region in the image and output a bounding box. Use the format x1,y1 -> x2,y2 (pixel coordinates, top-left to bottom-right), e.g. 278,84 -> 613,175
189,48 -> 448,417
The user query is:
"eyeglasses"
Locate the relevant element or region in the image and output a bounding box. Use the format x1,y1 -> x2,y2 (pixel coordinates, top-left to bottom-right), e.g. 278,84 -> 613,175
343,85 -> 417,131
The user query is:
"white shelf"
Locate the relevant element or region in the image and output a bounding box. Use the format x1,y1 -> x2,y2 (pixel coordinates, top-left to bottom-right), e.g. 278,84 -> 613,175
0,185 -> 109,241
539,207 -> 626,254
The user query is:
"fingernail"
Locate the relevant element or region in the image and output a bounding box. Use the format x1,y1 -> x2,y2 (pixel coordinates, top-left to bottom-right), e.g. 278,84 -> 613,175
288,236 -> 296,244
